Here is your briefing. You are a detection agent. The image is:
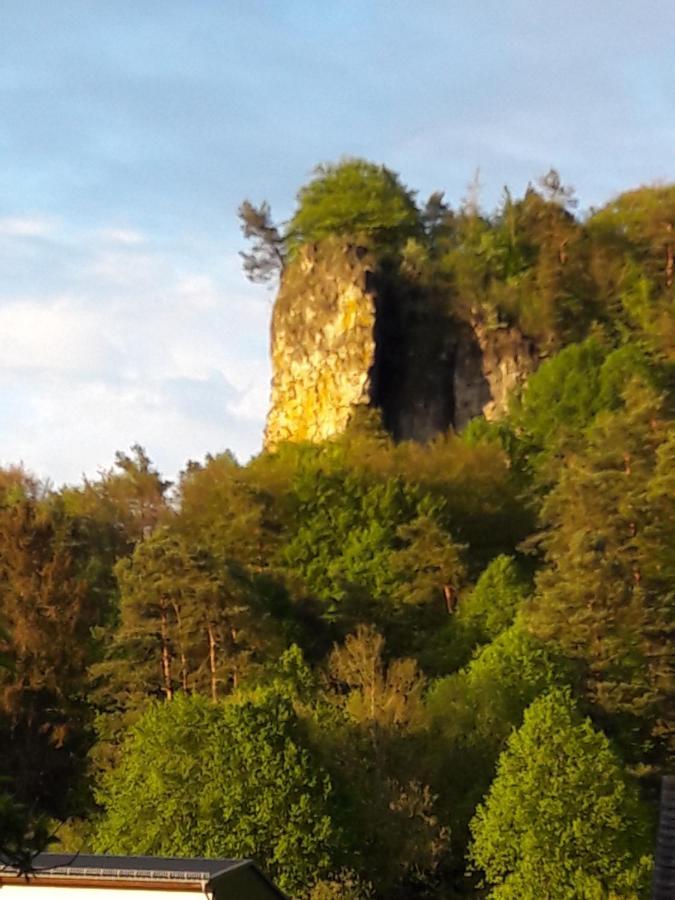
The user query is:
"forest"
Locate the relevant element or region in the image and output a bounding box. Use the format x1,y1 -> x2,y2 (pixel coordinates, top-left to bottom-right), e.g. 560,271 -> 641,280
1,160 -> 674,898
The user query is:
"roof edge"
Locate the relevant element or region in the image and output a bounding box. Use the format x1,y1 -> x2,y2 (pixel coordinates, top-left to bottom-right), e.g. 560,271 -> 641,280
208,860 -> 287,899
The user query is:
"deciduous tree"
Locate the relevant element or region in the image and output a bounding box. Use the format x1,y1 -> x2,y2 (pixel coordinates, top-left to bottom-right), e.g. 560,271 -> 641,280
94,689 -> 338,896
469,689 -> 652,899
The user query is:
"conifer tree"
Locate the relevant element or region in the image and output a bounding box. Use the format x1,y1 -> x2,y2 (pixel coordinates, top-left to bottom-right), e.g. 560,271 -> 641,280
0,493 -> 98,817
529,380 -> 675,760
97,527 -> 281,715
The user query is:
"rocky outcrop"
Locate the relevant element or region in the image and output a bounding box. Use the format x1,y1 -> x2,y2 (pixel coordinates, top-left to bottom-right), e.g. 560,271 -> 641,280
466,321 -> 540,424
264,240 -> 377,447
264,242 -> 541,448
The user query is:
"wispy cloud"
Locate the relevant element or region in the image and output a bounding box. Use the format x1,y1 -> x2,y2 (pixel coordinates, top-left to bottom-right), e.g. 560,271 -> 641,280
0,223 -> 270,484
0,216 -> 58,238
95,227 -> 146,246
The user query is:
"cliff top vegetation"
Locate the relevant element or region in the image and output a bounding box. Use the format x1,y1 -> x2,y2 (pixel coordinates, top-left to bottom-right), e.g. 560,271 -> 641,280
240,157 -> 675,354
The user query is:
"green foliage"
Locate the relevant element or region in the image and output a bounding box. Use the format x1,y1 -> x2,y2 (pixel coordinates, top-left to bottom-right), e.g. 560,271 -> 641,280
509,337 -> 661,477
94,689 -> 338,895
0,618 -> 57,870
435,175 -> 597,346
528,380 -> 675,761
389,435 -> 534,570
320,424 -> 532,574
459,625 -> 573,734
96,526 -> 285,716
589,185 -> 675,359
281,464 -> 463,633
0,490 -> 103,819
287,158 -> 421,254
309,870 -> 375,899
426,624 -> 573,862
175,451 -> 274,568
511,337 -> 608,444
64,444 -> 171,545
0,793 -> 55,872
282,470 -> 418,607
504,336 -> 667,506
317,627 -> 450,896
458,554 -> 529,644
469,689 -> 652,899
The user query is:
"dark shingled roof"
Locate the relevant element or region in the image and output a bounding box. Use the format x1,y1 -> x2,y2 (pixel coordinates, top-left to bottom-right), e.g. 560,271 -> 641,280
26,853 -> 242,881
2,853 -> 286,898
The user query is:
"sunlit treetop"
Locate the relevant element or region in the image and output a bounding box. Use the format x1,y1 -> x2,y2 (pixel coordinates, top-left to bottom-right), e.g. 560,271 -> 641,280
287,158 -> 421,253
238,158 -> 422,281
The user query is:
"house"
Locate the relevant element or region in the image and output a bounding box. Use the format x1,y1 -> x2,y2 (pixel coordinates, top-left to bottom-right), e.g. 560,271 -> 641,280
0,854 -> 285,900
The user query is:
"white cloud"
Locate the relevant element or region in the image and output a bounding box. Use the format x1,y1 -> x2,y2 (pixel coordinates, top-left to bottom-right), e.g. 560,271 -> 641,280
229,378 -> 272,422
0,223 -> 271,484
95,227 -> 146,246
0,296 -> 115,372
0,371 -> 263,486
0,216 -> 58,238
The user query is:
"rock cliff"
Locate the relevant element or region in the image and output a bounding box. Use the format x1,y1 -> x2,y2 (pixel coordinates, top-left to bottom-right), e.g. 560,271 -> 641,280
264,240 -> 540,448
264,240 -> 377,446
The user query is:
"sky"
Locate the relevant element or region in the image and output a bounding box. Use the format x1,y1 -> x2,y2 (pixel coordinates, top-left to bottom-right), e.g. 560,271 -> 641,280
1,1 -> 674,485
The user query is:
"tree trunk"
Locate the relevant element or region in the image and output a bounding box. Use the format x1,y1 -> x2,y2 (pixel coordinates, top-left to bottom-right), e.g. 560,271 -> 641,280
665,222 -> 673,289
170,601 -> 189,692
442,583 -> 457,614
230,626 -> 238,692
159,601 -> 173,700
207,622 -> 218,702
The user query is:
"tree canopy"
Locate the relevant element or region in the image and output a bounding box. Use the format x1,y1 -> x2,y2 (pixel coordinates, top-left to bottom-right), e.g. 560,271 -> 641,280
288,158 -> 421,252
469,689 -> 652,899
238,157 -> 422,281
94,689 -> 338,895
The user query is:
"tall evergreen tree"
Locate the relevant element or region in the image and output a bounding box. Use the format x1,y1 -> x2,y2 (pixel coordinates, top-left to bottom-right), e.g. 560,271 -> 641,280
0,493 -> 99,817
529,380 -> 675,761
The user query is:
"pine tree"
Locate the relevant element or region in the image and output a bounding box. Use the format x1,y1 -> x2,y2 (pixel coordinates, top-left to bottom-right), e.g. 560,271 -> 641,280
529,380 -> 675,761
97,527 -> 279,715
0,495 -> 98,817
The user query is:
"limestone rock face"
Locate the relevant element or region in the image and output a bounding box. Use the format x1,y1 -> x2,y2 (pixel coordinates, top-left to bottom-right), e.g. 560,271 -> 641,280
472,322 -> 540,422
264,240 -> 377,447
264,241 -> 541,447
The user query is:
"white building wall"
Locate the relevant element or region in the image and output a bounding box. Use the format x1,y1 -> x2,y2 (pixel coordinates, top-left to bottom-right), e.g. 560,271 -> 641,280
0,886 -> 204,900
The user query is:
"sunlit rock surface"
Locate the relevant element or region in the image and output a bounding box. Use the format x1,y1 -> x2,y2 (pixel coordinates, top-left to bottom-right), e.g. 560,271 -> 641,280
265,240 -> 377,447
264,239 -> 540,448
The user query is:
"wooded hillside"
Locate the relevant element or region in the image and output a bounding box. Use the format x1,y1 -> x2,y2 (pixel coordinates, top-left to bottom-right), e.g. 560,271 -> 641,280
1,161 -> 673,898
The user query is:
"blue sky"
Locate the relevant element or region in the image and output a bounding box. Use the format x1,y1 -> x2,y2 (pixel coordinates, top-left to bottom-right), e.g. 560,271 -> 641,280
1,1 -> 674,484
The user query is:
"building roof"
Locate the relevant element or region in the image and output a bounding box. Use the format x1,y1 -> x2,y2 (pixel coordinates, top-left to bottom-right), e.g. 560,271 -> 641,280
1,853 -> 286,898
24,853 -> 243,882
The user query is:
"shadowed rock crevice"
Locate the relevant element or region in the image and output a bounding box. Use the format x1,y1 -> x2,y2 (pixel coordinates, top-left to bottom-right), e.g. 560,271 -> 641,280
371,269 -> 470,441
264,240 -> 540,448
